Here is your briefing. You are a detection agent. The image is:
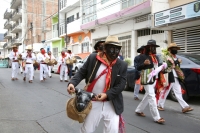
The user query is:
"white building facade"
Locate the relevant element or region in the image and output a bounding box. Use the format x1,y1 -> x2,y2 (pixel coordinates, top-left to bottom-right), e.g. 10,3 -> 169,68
80,0 -> 168,64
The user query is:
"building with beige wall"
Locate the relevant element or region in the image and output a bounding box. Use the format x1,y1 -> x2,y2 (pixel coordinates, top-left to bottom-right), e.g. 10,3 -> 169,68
3,0 -> 58,53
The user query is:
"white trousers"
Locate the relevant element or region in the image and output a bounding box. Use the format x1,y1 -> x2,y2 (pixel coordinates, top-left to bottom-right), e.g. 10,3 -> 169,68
24,64 -> 34,81
80,101 -> 119,133
134,84 -> 140,98
157,78 -> 189,109
48,66 -> 52,77
135,83 -> 161,121
40,64 -> 48,80
60,65 -> 68,80
11,62 -> 19,78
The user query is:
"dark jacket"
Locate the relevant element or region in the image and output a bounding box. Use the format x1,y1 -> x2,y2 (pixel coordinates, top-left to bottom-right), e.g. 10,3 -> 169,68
69,53 -> 127,115
137,54 -> 161,84
134,55 -> 141,80
168,58 -> 181,83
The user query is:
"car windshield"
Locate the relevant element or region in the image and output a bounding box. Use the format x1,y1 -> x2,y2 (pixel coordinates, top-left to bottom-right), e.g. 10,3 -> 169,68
74,56 -> 82,60
178,54 -> 200,65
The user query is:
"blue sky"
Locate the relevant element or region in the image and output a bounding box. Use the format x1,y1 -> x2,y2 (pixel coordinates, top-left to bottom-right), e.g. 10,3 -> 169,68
0,0 -> 11,34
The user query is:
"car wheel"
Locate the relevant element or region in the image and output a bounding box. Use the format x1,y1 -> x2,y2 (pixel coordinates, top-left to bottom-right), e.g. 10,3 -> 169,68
169,82 -> 189,102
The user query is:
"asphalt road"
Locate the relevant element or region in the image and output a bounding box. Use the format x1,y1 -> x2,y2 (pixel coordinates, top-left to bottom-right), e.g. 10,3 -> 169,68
0,68 -> 200,133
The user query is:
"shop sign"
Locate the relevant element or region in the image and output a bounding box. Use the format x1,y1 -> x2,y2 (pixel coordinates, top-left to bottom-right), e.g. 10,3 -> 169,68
154,1 -> 200,27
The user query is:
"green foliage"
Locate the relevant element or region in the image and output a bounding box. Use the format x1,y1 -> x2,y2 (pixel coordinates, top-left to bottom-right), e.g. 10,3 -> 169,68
124,58 -> 132,66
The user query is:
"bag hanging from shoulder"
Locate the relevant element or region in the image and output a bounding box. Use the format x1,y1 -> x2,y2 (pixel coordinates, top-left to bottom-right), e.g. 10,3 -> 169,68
140,68 -> 154,85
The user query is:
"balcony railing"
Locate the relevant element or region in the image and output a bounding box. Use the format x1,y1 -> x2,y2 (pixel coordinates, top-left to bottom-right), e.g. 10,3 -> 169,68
10,0 -> 21,9
11,9 -> 22,21
11,23 -> 22,33
4,9 -> 12,19
4,20 -> 12,29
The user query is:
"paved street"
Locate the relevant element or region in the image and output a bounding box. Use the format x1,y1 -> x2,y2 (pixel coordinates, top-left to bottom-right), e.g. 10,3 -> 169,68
0,68 -> 200,133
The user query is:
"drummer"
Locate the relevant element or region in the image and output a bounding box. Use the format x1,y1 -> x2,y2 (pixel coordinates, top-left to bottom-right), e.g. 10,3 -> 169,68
9,45 -> 21,81
37,48 -> 50,82
57,50 -> 69,82
22,46 -> 36,83
47,51 -> 55,78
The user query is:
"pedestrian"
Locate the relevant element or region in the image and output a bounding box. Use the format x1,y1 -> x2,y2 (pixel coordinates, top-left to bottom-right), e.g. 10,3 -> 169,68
92,41 -> 105,53
135,39 -> 165,124
47,51 -> 55,78
37,48 -> 50,82
58,50 -> 69,82
67,35 -> 127,133
66,48 -> 74,80
22,46 -> 36,83
9,45 -> 21,81
118,51 -> 124,60
157,43 -> 193,113
133,46 -> 145,100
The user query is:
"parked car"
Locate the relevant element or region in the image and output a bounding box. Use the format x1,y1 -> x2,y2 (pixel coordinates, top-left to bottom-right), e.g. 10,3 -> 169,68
73,56 -> 89,73
125,66 -> 135,91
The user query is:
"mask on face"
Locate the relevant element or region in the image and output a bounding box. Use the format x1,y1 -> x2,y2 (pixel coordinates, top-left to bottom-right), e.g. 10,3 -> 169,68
98,45 -> 103,51
61,52 -> 65,56
146,46 -> 156,54
41,49 -> 45,54
105,45 -> 121,61
171,49 -> 177,54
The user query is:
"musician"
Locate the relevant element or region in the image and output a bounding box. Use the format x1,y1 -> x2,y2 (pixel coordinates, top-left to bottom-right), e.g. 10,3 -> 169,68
47,51 -> 55,78
9,45 -> 21,81
37,48 -> 50,82
58,50 -> 69,82
22,46 -> 36,83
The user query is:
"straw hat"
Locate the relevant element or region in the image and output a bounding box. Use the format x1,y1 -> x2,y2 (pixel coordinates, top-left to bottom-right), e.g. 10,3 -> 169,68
26,45 -> 33,50
168,43 -> 180,50
104,36 -> 122,47
12,45 -> 18,48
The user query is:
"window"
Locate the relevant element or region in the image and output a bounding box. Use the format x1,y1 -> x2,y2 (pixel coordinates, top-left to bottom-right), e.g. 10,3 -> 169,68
137,29 -> 164,37
77,13 -> 79,19
53,47 -> 58,58
67,15 -> 74,24
59,0 -> 66,10
119,35 -> 132,59
101,0 -> 109,4
82,42 -> 89,53
82,0 -> 97,24
122,0 -> 144,9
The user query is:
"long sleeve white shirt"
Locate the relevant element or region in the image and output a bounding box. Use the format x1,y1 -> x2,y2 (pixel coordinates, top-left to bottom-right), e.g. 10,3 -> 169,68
58,54 -> 69,65
22,53 -> 36,63
37,53 -> 50,63
49,54 -> 55,60
9,51 -> 21,61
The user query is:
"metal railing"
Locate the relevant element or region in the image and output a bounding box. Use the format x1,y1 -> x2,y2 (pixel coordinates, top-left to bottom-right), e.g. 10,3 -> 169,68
10,0 -> 16,6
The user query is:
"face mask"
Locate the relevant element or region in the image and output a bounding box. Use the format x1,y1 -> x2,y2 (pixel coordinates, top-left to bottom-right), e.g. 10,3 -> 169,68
41,49 -> 45,54
171,49 -> 177,54
105,45 -> 121,61
146,46 -> 156,54
98,45 -> 103,51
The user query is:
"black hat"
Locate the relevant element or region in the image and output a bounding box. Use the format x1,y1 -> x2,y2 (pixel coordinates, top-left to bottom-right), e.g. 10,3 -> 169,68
137,46 -> 145,53
94,41 -> 105,50
146,39 -> 159,47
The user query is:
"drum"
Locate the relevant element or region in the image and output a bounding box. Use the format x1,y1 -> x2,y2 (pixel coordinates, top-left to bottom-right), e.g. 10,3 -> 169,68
44,58 -> 50,64
51,59 -> 57,65
17,54 -> 22,60
33,60 -> 39,67
47,60 -> 53,66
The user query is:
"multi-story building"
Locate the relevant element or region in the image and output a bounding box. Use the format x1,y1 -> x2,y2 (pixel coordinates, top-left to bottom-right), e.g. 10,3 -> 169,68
152,0 -> 200,55
3,0 -> 58,53
44,13 -> 65,59
80,0 -> 167,63
58,0 -> 92,56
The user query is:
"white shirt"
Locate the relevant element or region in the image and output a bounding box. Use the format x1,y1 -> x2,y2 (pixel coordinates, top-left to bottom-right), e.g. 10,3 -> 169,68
66,53 -> 74,59
58,54 -> 69,65
9,51 -> 21,61
48,54 -> 55,60
37,53 -> 50,63
22,53 -> 36,63
172,57 -> 178,78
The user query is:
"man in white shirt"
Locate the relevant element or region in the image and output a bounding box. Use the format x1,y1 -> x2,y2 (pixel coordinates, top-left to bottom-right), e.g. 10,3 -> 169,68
22,46 -> 36,83
37,48 -> 50,81
66,49 -> 74,80
47,51 -> 55,78
9,45 -> 21,81
58,50 -> 69,82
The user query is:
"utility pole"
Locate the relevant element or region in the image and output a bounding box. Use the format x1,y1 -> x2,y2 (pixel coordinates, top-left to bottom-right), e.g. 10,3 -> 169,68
30,22 -> 33,50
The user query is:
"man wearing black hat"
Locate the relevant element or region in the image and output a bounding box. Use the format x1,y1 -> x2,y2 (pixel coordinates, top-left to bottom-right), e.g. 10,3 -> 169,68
135,39 -> 165,124
93,41 -> 105,53
133,46 -> 145,100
